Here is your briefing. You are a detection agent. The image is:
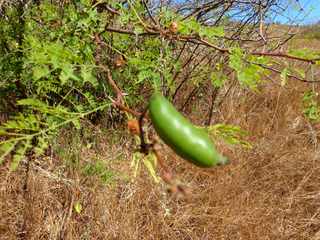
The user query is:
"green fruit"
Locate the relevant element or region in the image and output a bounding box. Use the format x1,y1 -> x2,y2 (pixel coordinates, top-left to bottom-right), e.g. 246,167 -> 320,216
148,93 -> 228,167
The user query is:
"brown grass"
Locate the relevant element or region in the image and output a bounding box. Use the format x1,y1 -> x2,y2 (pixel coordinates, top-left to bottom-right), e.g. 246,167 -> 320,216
1,46 -> 320,240
2,79 -> 320,240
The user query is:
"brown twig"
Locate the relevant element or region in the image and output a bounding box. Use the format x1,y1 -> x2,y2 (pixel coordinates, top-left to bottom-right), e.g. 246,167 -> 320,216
103,26 -> 320,64
94,34 -> 143,116
250,61 -> 320,83
17,155 -> 31,240
172,51 -> 212,101
179,85 -> 201,112
104,26 -> 158,36
138,107 -> 150,154
103,66 -> 125,103
152,143 -> 189,196
171,44 -> 200,89
112,100 -> 141,117
152,144 -> 171,182
142,0 -> 158,26
105,5 -> 120,15
58,188 -> 75,240
206,87 -> 219,126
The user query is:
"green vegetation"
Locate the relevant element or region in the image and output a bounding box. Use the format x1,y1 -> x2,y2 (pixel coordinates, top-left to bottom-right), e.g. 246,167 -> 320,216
302,90 -> 320,122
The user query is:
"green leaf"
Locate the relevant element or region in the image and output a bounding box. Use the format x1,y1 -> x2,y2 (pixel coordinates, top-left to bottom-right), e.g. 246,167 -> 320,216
288,48 -> 319,59
187,18 -> 201,33
143,153 -> 160,183
211,71 -> 226,88
131,152 -> 143,178
59,64 -> 80,85
199,26 -> 224,38
302,91 -> 320,122
81,65 -> 98,87
0,128 -> 7,136
238,65 -> 262,90
280,68 -> 288,86
71,119 -> 81,130
17,98 -> 47,108
10,139 -> 31,171
137,70 -> 151,84
34,136 -> 49,157
177,18 -> 201,35
33,65 -> 50,80
208,124 -> 252,148
229,49 -> 266,90
74,201 -> 82,214
229,47 -> 243,71
134,26 -> 144,35
295,68 -> 306,79
0,141 -> 17,164
80,0 -> 91,7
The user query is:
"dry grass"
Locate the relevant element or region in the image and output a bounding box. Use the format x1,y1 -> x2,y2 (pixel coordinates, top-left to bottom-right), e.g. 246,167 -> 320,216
2,78 -> 320,240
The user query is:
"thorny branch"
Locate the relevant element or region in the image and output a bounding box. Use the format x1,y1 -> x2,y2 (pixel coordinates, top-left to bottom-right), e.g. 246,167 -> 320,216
94,32 -> 181,191
104,25 -> 319,64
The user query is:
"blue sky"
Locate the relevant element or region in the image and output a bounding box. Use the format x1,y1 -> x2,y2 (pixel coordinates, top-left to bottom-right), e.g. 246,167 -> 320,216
173,0 -> 320,25
272,0 -> 320,25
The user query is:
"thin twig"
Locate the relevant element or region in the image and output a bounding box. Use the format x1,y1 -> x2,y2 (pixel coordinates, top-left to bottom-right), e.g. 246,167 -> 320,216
105,5 -> 120,15
104,26 -> 320,64
142,0 -> 158,26
18,155 -> 31,240
58,188 -> 75,240
138,107 -> 150,154
250,61 -> 320,83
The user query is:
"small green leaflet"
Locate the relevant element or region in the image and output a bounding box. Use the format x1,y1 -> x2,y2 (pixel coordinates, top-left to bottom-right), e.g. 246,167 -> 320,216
199,26 -> 224,39
280,68 -> 288,86
210,71 -> 226,88
143,153 -> 160,183
131,152 -> 142,178
81,65 -> 98,87
33,65 -> 50,80
208,123 -> 252,148
71,118 -> 81,130
17,98 -> 47,108
134,26 -> 144,35
137,70 -> 152,84
10,139 -> 32,171
34,136 -> 49,157
130,152 -> 160,183
302,91 -> 320,122
59,64 -> 80,85
177,18 -> 200,35
74,201 -> 82,214
229,49 -> 267,90
0,142 -> 17,164
288,48 -> 319,60
229,47 -> 243,71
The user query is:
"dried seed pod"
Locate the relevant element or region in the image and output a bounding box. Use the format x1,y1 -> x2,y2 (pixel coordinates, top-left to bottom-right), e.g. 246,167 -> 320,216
127,119 -> 140,135
114,55 -> 126,68
169,22 -> 178,34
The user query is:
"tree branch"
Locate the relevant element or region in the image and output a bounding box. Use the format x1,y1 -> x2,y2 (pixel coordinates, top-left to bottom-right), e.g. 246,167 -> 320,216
104,25 -> 319,64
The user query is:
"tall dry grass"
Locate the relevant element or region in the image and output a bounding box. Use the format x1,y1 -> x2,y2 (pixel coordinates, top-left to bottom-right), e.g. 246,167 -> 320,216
1,78 -> 320,239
